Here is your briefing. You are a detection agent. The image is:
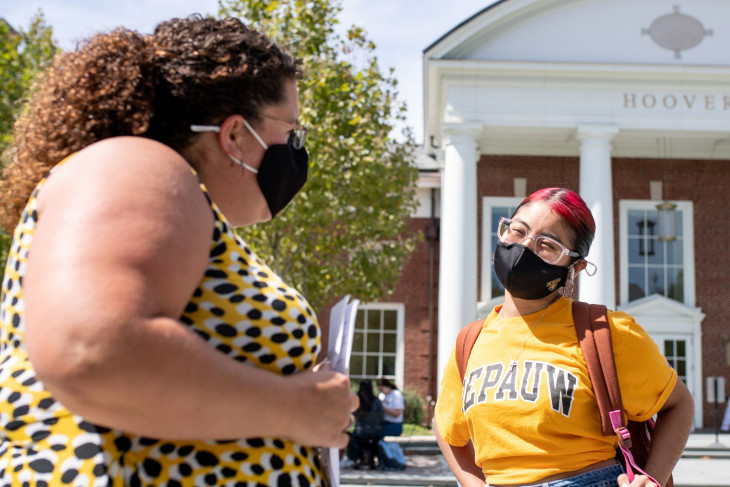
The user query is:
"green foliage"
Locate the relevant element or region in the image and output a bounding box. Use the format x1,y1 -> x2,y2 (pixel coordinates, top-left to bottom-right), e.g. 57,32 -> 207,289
0,230 -> 11,274
0,13 -> 58,272
0,13 -> 58,156
402,388 -> 425,426
218,0 -> 420,310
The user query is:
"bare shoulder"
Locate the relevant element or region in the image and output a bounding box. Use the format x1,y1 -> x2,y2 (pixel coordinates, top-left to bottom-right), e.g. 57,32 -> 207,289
39,136 -> 210,225
41,136 -> 198,198
28,136 -> 214,319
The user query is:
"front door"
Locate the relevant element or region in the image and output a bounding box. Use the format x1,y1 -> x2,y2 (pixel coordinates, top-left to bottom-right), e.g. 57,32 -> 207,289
653,334 -> 696,428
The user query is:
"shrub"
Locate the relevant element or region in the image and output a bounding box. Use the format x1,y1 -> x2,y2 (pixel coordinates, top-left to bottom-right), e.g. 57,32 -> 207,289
402,388 -> 425,425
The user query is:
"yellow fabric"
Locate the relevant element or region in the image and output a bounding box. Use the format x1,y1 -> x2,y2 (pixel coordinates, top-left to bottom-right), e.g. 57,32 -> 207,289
0,161 -> 324,486
434,296 -> 677,485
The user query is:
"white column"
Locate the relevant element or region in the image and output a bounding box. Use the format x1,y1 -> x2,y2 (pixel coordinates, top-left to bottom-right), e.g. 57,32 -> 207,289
437,123 -> 481,389
577,125 -> 619,309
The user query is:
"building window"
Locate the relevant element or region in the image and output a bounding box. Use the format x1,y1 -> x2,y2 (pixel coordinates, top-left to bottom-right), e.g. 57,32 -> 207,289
664,339 -> 688,385
619,201 -> 694,306
348,304 -> 404,384
481,197 -> 522,303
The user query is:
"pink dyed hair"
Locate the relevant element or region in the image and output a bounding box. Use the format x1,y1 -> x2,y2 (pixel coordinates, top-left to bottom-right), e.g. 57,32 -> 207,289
513,187 -> 596,259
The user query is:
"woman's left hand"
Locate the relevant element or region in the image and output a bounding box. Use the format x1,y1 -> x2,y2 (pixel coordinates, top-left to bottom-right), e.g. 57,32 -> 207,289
617,473 -> 658,487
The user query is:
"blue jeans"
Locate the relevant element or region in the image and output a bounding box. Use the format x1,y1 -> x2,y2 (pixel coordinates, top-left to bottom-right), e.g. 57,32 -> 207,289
382,421 -> 402,437
490,463 -> 624,487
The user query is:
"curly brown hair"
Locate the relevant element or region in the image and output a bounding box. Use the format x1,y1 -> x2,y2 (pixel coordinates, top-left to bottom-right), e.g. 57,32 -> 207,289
0,15 -> 301,233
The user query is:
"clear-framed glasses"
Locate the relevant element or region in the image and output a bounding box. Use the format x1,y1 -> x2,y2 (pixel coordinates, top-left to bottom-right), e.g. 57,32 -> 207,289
258,113 -> 308,149
497,217 -> 580,265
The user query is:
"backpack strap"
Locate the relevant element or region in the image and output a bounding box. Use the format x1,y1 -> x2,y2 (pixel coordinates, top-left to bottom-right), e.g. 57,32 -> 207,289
573,301 -> 662,486
456,319 -> 485,381
572,301 -> 621,436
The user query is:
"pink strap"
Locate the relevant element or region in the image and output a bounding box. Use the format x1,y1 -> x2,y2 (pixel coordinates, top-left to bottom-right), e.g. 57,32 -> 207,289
610,410 -> 662,486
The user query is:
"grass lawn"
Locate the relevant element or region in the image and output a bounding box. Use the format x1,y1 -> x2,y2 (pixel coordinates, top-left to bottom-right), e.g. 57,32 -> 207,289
401,423 -> 434,436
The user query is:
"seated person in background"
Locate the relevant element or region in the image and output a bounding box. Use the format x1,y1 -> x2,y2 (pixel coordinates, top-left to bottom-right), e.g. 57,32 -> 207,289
377,377 -> 405,436
348,380 -> 384,469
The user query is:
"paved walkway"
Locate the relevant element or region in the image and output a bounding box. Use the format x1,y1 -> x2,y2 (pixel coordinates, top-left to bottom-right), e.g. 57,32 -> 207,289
339,433 -> 730,487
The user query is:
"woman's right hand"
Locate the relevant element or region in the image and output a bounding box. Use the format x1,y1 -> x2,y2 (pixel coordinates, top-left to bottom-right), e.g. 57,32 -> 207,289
617,473 -> 658,487
284,364 -> 358,449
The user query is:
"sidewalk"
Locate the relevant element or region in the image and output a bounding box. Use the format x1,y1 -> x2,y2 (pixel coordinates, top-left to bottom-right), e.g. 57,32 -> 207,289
675,433 -> 730,486
340,433 -> 730,487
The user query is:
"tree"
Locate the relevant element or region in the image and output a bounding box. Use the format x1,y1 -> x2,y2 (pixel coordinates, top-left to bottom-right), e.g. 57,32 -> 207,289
0,13 -> 58,271
218,0 -> 420,310
0,13 -> 58,156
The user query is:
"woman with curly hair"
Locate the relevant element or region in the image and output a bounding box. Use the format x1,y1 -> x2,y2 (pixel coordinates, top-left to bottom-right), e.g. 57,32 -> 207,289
0,15 -> 357,486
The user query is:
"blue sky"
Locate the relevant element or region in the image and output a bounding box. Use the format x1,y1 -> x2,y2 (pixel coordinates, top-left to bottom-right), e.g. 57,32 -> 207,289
2,0 -> 498,144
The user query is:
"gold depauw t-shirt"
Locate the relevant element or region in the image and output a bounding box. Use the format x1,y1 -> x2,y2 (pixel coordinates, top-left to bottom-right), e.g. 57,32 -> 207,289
435,296 -> 677,485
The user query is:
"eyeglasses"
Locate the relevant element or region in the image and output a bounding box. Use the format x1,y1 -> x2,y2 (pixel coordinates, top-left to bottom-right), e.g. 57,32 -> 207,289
258,113 -> 308,149
497,217 -> 580,265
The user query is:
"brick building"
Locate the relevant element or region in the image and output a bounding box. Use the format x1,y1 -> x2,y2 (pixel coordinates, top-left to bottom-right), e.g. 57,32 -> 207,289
344,0 -> 730,430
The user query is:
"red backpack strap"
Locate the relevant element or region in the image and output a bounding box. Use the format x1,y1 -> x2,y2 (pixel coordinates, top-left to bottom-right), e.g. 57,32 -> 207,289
456,320 -> 484,381
574,302 -> 664,486
572,301 -> 622,436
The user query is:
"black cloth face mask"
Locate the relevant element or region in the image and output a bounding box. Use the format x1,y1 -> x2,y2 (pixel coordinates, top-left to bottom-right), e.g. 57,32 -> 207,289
190,121 -> 309,218
254,143 -> 308,217
494,242 -> 569,300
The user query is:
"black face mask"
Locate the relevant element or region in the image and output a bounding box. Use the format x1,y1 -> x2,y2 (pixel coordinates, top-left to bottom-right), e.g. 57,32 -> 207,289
494,242 -> 569,300
190,122 -> 309,218
256,143 -> 308,217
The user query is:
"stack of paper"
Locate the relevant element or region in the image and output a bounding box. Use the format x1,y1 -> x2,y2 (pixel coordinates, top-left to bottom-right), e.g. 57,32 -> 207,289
325,295 -> 360,487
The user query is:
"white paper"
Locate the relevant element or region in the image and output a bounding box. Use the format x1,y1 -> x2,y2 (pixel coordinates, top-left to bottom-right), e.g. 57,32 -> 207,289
325,295 -> 360,487
328,296 -> 349,368
341,299 -> 360,373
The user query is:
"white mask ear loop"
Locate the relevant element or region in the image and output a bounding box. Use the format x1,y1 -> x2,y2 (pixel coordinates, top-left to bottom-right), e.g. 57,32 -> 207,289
241,118 -> 269,150
192,119 -> 269,150
228,155 -> 259,174
190,125 -> 221,133
190,124 -> 260,174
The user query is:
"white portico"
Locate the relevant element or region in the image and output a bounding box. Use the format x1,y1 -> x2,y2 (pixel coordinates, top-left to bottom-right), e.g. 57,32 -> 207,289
425,0 -> 730,428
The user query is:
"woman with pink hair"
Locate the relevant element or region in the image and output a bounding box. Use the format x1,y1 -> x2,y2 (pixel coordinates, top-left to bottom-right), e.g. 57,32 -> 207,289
435,188 -> 693,487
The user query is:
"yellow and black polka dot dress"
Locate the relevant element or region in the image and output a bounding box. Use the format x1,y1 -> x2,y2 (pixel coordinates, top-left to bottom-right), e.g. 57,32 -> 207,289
0,168 -> 324,486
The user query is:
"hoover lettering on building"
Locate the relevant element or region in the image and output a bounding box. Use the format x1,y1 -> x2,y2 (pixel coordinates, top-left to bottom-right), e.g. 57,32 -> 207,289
623,93 -> 730,110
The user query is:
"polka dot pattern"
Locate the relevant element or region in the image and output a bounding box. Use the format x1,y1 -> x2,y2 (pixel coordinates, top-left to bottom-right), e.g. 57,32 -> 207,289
0,170 -> 324,485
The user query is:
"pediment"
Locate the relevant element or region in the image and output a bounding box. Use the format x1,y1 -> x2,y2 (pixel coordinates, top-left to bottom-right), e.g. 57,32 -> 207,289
617,294 -> 705,322
426,0 -> 726,66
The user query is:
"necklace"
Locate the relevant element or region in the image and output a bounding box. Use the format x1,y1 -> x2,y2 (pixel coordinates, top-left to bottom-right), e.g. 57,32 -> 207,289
496,304 -> 551,372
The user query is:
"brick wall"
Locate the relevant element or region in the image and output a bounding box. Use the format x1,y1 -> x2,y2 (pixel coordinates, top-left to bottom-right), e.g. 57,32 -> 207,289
386,218 -> 440,401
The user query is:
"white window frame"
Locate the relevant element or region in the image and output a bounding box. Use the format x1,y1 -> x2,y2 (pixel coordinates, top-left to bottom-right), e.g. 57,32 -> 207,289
480,197 -> 523,311
618,200 -> 695,307
660,335 -> 691,385
348,303 -> 405,387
